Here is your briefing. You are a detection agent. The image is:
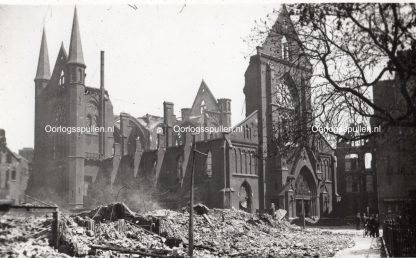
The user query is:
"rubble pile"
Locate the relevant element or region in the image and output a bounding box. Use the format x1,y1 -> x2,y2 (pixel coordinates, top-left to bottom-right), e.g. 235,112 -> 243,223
59,215 -> 185,257
0,215 -> 69,257
144,208 -> 353,257
0,203 -> 354,257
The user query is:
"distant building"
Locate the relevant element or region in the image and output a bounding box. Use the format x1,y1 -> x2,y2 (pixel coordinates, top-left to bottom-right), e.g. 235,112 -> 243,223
30,6 -> 340,219
0,129 -> 30,204
335,124 -> 378,217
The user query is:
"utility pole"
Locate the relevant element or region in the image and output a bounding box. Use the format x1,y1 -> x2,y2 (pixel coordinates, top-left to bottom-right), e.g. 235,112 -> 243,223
188,134 -> 207,257
188,134 -> 195,257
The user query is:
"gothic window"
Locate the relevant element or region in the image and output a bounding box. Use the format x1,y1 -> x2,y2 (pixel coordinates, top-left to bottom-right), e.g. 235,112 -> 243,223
244,125 -> 248,139
206,151 -> 212,178
78,68 -> 83,83
200,100 -> 206,114
253,153 -> 257,174
244,151 -> 248,174
295,173 -> 311,196
234,148 -> 238,174
59,70 -> 65,85
11,170 -> 16,181
279,113 -> 294,144
281,36 -> 289,60
249,153 -> 253,174
275,81 -> 294,108
71,68 -> 76,82
239,149 -> 243,174
86,102 -> 98,132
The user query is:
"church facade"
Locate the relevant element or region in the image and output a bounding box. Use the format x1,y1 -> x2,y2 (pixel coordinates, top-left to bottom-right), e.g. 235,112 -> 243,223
29,6 -> 339,219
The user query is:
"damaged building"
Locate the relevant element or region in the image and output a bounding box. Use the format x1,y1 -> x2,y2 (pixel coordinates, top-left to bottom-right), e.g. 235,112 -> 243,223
0,129 -> 30,204
29,6 -> 340,219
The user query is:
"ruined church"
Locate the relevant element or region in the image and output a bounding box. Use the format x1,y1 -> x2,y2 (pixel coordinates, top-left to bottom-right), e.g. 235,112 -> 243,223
29,6 -> 339,219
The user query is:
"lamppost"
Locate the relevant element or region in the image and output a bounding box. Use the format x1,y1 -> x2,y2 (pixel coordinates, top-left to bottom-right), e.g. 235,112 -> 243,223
188,134 -> 207,257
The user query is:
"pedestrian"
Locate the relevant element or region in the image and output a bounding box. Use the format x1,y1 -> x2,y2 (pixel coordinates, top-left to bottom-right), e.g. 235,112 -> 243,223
355,212 -> 361,230
369,214 -> 376,237
363,214 -> 369,237
374,214 -> 380,237
270,203 -> 276,218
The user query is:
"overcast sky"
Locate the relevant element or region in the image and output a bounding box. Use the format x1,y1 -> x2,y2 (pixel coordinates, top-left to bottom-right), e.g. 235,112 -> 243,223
0,2 -> 284,152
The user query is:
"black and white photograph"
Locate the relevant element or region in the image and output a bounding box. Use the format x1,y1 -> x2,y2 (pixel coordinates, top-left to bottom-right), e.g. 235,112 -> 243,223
1,1 -> 416,257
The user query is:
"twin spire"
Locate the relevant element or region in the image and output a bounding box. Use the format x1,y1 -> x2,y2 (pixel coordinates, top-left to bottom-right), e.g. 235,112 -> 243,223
35,28 -> 50,80
35,7 -> 85,80
67,7 -> 85,66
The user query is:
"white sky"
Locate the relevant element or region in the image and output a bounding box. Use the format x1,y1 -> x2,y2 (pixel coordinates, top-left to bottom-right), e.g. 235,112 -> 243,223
0,1 -> 283,152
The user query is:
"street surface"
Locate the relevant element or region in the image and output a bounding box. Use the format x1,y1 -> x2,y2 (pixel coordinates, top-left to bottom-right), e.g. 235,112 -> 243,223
331,228 -> 383,258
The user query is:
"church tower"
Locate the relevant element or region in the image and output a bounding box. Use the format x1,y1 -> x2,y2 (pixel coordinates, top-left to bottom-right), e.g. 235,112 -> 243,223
33,27 -> 51,189
66,7 -> 86,207
243,5 -> 313,210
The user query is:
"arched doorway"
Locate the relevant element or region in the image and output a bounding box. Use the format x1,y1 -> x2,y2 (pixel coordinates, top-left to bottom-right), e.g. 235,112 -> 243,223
239,181 -> 252,213
295,167 -> 317,218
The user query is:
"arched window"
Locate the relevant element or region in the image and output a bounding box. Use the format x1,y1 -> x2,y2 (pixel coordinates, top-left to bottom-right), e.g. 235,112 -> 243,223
281,36 -> 289,60
234,148 -> 238,174
78,68 -> 83,83
71,68 -> 76,82
206,151 -> 212,178
249,153 -> 252,174
200,100 -> 206,114
244,151 -> 248,174
239,181 -> 252,212
59,70 -> 65,85
239,149 -> 243,174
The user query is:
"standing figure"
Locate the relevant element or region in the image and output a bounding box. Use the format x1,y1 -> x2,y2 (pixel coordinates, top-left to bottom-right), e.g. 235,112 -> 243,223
355,212 -> 361,230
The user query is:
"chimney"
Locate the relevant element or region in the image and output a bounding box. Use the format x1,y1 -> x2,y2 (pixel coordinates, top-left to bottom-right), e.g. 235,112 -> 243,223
217,98 -> 231,128
163,102 -> 175,147
99,51 -> 105,157
181,108 -> 191,122
0,129 -> 6,147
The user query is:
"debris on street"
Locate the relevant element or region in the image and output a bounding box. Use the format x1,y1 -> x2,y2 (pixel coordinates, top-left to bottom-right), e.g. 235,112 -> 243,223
1,202 -> 354,257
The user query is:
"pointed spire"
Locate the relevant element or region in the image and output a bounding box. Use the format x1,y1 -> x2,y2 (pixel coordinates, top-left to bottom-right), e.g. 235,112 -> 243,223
67,6 -> 85,66
59,41 -> 67,57
35,27 -> 51,80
